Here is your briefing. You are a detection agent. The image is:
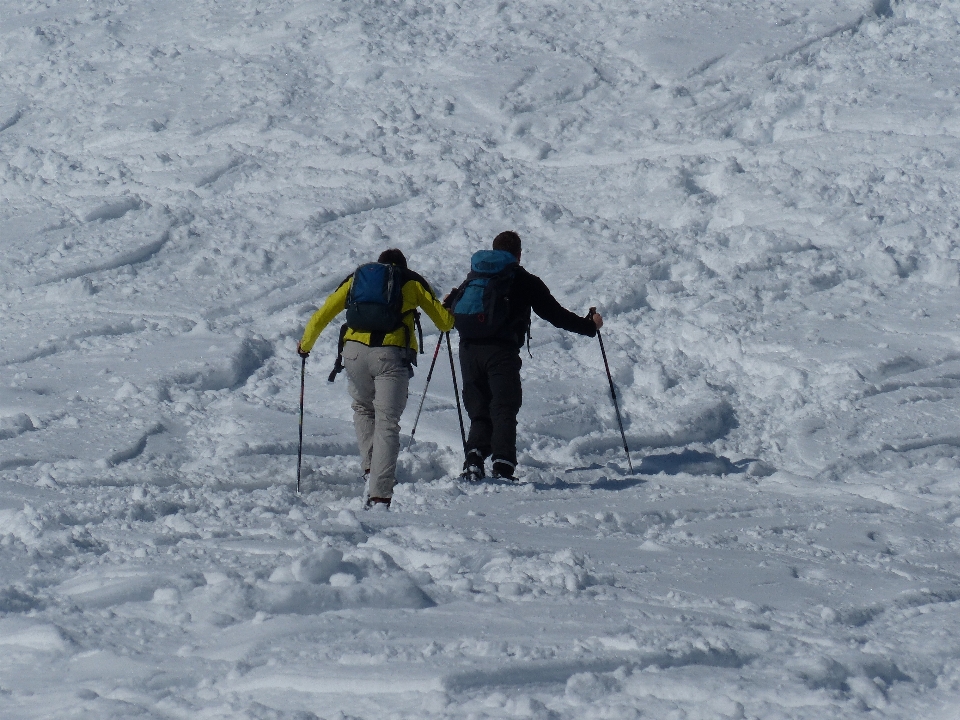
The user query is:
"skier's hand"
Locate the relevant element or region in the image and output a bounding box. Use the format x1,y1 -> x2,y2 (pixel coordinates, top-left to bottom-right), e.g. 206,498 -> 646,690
297,340 -> 310,359
442,287 -> 458,309
588,307 -> 603,330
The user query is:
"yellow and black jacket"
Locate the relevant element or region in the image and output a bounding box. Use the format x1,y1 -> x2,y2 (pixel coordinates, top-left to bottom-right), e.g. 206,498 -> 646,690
299,266 -> 454,354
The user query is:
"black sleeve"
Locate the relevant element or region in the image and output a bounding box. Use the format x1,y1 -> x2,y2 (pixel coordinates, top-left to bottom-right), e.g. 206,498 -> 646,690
523,270 -> 597,337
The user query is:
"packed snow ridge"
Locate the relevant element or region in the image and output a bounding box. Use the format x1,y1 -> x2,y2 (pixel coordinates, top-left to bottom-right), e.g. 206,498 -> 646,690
3,0 -> 960,718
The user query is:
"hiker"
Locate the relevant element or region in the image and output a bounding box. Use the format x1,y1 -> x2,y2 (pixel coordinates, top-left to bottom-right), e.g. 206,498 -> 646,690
448,231 -> 603,481
297,249 -> 454,508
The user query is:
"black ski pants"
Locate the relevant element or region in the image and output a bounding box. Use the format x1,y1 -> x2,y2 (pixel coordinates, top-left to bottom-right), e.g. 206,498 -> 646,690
459,343 -> 522,465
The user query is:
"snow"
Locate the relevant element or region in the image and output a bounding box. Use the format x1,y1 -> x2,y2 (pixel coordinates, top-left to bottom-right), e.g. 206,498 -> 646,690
3,0 -> 960,716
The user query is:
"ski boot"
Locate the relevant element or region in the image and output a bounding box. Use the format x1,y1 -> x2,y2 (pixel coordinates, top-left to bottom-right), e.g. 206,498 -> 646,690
491,459 -> 517,482
460,450 -> 485,482
365,496 -> 391,510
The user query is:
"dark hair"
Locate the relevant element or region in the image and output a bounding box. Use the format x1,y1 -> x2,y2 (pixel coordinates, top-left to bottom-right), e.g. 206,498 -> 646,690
492,231 -> 521,258
377,248 -> 407,268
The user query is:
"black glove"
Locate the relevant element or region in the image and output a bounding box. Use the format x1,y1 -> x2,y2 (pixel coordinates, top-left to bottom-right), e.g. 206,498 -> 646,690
442,287 -> 458,309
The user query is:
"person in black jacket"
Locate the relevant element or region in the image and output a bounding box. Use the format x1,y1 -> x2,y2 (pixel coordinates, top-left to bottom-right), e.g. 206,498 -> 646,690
451,231 -> 603,481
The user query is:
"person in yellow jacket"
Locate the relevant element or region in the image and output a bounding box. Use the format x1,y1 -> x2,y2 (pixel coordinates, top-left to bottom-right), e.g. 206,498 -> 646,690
297,248 -> 454,508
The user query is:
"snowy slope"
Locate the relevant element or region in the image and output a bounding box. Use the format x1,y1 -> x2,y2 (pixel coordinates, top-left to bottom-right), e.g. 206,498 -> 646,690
3,0 -> 960,717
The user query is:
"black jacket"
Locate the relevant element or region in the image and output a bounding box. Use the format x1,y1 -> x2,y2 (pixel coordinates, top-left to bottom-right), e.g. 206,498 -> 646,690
461,266 -> 597,348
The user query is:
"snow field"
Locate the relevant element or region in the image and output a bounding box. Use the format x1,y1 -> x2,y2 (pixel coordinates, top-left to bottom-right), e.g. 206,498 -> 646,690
4,0 -> 960,717
7,472 -> 960,717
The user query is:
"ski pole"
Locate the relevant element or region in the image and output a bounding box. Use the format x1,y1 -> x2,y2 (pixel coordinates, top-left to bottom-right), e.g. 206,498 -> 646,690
406,334 -> 444,450
445,332 -> 467,456
296,353 -> 307,494
589,308 -> 633,473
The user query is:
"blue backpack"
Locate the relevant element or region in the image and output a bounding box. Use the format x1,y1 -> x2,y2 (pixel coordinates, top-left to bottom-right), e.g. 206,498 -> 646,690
345,262 -> 407,333
329,262 -> 421,382
453,250 -> 520,340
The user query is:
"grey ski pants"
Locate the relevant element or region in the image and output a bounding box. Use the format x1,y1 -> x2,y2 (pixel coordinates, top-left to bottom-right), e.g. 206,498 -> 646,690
342,342 -> 410,499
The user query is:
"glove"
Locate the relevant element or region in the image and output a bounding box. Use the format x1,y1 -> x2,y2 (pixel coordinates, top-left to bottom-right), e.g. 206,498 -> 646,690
442,287 -> 458,309
297,341 -> 310,359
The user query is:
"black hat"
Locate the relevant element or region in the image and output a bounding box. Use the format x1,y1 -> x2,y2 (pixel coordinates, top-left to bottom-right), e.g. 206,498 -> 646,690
377,248 -> 407,268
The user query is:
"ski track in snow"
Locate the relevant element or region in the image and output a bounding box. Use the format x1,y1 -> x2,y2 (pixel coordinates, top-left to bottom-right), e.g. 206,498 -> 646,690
3,0 -> 960,717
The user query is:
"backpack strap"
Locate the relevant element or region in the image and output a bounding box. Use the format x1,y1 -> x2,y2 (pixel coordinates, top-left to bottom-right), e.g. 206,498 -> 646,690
414,310 -> 423,354
328,323 -> 349,383
366,308 -> 419,352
